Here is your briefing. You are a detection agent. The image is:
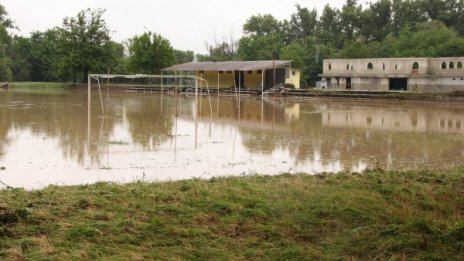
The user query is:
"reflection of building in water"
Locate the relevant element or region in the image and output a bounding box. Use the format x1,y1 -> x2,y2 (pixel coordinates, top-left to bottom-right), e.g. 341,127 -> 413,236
193,97 -> 300,127
323,108 -> 464,133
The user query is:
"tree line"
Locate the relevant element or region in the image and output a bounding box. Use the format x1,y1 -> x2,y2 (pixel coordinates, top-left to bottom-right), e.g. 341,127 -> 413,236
0,7 -> 193,83
1,0 -> 464,86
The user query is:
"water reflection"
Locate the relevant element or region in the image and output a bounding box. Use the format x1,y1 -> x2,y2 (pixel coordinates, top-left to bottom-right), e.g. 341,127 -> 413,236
323,105 -> 464,133
0,90 -> 463,189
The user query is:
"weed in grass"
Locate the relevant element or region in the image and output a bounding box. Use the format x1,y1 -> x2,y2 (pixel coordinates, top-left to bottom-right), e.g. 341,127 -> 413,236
447,221 -> 464,242
68,226 -> 102,241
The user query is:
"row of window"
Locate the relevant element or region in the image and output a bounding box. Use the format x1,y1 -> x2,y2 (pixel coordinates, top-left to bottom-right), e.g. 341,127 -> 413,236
198,70 -> 297,76
365,62 -> 419,70
329,61 -> 464,71
441,61 -> 463,69
199,70 -> 263,75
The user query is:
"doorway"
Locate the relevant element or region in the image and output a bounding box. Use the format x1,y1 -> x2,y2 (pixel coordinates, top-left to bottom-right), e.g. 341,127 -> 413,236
346,78 -> 352,90
389,78 -> 407,91
263,69 -> 286,90
234,71 -> 245,89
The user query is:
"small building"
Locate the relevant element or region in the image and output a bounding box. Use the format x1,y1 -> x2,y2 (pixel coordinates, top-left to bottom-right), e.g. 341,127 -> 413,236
319,58 -> 464,92
163,60 -> 300,91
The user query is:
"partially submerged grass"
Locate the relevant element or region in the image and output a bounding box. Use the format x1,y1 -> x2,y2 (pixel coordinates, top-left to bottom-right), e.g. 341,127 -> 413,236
1,168 -> 463,260
11,82 -> 72,89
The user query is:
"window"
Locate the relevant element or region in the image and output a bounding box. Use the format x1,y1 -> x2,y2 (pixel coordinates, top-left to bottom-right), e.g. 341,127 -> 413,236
329,63 -> 332,70
351,65 -> 354,70
441,62 -> 447,69
450,62 -> 455,69
412,62 -> 419,69
247,70 -> 253,74
395,64 -> 398,70
382,63 -> 386,70
367,62 -> 374,70
346,64 -> 350,70
292,71 -> 295,76
458,62 -> 463,69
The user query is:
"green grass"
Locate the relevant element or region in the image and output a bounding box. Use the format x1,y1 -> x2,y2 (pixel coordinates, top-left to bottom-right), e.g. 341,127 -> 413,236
1,168 -> 464,260
11,82 -> 72,89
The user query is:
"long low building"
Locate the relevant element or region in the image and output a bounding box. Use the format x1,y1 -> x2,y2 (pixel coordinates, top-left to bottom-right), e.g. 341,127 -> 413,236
319,58 -> 464,92
163,60 -> 300,91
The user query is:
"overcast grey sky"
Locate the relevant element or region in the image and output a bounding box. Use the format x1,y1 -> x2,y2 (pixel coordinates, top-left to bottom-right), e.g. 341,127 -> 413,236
2,0 -> 348,53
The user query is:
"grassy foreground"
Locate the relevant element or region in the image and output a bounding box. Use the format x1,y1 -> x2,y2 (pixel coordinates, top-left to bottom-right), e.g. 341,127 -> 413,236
1,169 -> 464,260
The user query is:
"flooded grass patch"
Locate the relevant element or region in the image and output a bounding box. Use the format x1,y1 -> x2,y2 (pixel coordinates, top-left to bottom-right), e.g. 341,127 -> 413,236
1,168 -> 464,259
11,82 -> 72,89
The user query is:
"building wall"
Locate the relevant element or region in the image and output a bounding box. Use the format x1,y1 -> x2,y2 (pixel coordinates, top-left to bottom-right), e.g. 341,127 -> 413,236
286,69 -> 301,89
429,58 -> 464,76
196,71 -> 235,89
321,57 -> 464,92
194,68 -> 301,90
323,58 -> 430,77
245,70 -> 265,89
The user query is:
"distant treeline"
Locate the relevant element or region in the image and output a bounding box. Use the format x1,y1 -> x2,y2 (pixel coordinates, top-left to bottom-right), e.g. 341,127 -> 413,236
1,0 -> 464,85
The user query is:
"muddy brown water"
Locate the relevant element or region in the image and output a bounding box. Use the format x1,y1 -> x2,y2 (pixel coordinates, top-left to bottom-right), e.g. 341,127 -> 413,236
0,89 -> 463,189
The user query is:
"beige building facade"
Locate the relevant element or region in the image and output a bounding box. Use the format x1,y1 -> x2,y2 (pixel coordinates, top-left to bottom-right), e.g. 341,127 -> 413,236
320,58 -> 464,92
164,61 -> 300,91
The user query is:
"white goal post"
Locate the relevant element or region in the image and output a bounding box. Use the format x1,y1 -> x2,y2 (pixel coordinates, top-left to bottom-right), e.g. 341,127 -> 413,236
87,73 -> 213,115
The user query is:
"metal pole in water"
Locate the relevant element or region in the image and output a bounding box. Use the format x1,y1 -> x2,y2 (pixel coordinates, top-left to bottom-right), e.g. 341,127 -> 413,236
217,71 -> 220,117
87,74 -> 91,165
179,71 -> 183,116
97,78 -> 105,114
195,78 -> 198,117
238,70 -> 241,119
261,69 -> 264,123
261,69 -> 264,100
195,78 -> 198,149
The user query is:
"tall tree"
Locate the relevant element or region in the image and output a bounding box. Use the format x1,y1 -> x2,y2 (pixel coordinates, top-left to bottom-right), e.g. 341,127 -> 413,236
317,5 -> 343,48
391,0 -> 427,36
0,4 -> 14,81
238,14 -> 283,60
126,31 -> 176,74
341,0 -> 362,40
360,0 -> 392,41
282,5 -> 318,44
199,37 -> 239,62
175,50 -> 194,64
59,8 -> 114,82
243,14 -> 281,36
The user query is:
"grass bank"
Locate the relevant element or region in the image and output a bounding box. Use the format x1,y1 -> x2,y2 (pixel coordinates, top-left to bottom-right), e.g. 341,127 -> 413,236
1,169 -> 464,260
11,82 -> 72,90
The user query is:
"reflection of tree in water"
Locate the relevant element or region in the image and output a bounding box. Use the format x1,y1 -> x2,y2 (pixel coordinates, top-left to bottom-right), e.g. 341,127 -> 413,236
0,93 -> 12,159
0,91 -> 119,165
124,95 -> 174,150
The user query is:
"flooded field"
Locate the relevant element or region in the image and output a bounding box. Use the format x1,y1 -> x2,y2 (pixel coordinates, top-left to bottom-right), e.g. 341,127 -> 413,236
0,89 -> 463,189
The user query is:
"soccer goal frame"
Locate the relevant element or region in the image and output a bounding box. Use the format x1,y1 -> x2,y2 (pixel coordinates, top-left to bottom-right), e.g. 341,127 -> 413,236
87,73 -> 213,115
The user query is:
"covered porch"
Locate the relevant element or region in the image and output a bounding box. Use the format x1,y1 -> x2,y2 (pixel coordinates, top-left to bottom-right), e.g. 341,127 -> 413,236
162,60 -> 298,93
